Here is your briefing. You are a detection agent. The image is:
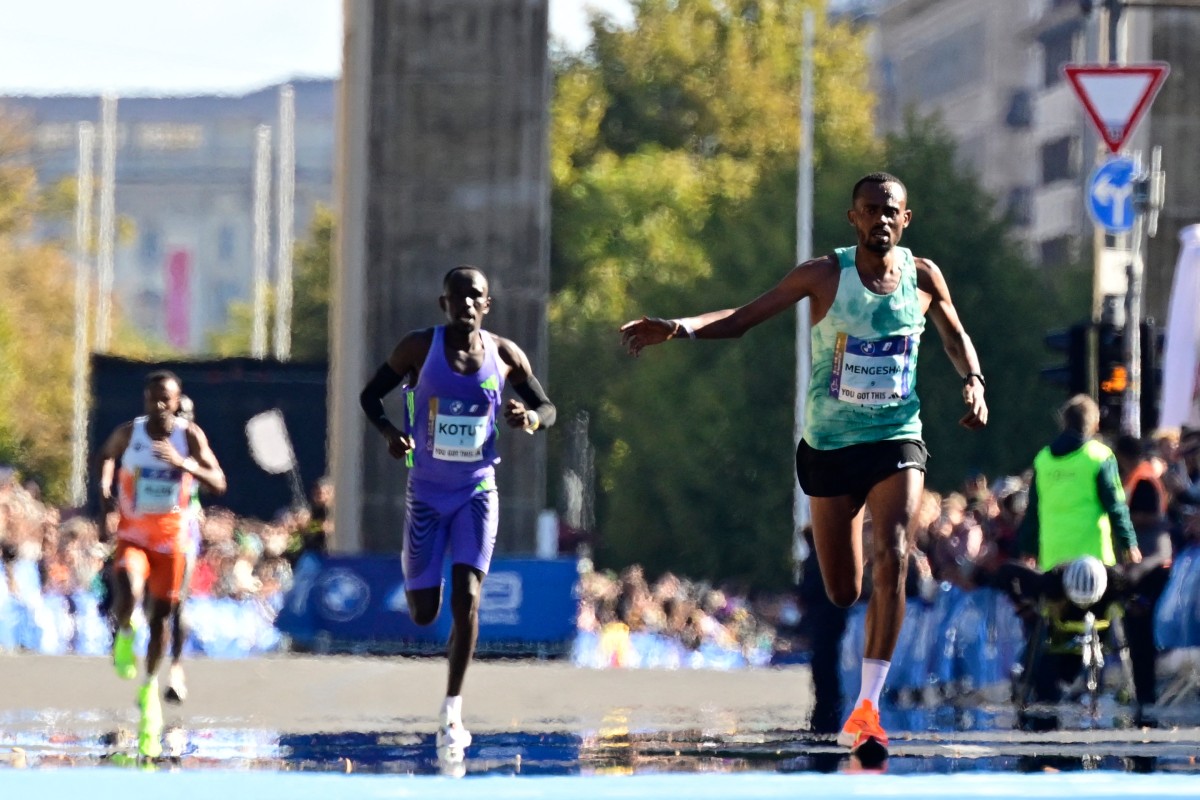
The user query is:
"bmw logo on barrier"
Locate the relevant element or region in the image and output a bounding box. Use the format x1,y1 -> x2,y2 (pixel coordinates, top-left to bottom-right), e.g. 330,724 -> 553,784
316,568 -> 371,622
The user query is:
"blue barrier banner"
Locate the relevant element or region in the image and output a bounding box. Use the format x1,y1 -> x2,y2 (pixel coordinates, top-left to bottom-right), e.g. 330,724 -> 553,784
275,555 -> 579,656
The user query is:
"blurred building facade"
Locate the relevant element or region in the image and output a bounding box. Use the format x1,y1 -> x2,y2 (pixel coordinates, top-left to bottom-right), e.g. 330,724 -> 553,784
866,0 -> 1200,323
0,80 -> 335,352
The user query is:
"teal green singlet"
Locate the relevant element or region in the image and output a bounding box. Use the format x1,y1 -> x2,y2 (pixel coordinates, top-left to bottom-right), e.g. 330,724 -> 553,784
804,246 -> 925,449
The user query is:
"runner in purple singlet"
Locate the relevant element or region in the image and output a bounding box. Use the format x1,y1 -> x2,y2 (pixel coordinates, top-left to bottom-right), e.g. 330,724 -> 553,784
359,265 -> 557,755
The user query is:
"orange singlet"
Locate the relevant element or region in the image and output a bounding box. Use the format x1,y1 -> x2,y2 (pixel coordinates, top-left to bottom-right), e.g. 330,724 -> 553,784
114,416 -> 194,601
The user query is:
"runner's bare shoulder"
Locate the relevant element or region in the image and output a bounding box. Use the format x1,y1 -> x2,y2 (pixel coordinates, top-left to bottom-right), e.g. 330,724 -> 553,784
388,327 -> 437,377
787,254 -> 843,310
99,421 -> 135,456
911,256 -> 947,293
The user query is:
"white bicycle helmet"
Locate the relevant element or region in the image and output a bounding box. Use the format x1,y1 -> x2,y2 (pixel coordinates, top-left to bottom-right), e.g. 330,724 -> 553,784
1063,555 -> 1108,608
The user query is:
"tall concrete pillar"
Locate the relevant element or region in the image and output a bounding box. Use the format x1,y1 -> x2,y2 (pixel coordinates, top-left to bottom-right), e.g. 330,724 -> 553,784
1146,9 -> 1200,323
332,0 -> 551,554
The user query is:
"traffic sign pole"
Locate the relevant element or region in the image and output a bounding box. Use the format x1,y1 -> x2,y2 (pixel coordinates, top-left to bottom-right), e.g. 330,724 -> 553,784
1067,59 -> 1169,437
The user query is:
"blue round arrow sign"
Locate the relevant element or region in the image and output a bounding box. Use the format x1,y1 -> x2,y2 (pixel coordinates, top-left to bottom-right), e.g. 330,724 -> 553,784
1087,156 -> 1137,233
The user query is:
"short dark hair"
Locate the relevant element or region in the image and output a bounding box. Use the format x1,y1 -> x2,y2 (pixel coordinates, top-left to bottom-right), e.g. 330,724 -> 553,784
145,370 -> 181,391
852,172 -> 907,202
442,265 -> 486,292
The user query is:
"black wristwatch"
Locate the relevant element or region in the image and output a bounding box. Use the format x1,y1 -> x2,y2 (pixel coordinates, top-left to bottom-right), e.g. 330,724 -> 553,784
963,372 -> 986,387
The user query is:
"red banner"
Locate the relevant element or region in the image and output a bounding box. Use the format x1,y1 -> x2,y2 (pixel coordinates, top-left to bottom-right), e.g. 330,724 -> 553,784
165,249 -> 191,349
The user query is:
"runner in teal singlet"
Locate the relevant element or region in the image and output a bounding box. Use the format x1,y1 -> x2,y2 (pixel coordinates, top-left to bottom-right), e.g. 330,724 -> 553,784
620,173 -> 988,757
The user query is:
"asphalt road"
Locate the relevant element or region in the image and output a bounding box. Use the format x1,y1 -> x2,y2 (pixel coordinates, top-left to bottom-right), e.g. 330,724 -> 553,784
1,653 -> 815,735
2,653 -> 1196,757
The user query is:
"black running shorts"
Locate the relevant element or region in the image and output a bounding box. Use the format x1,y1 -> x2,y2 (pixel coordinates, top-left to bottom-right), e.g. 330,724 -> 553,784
795,438 -> 928,499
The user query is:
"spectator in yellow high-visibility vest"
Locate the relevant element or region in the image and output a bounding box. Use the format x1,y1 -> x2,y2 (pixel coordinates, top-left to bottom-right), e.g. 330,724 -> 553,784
1019,394 -> 1139,570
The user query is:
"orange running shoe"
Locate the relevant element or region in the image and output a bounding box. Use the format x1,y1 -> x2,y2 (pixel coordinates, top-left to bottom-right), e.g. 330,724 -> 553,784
837,699 -> 889,749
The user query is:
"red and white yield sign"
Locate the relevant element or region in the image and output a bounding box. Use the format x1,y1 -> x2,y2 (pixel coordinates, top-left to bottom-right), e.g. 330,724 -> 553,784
1063,63 -> 1170,154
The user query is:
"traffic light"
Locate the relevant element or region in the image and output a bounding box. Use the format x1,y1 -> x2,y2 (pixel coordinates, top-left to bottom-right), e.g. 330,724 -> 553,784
1094,321 -> 1164,435
1042,319 -> 1163,435
1095,322 -> 1125,435
1041,323 -> 1090,395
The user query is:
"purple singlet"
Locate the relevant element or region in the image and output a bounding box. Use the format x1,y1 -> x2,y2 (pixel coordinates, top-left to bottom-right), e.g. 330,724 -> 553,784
409,325 -> 505,486
403,325 -> 505,589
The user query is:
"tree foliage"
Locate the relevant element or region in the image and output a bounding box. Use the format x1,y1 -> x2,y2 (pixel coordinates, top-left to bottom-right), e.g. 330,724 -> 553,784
0,111 -> 174,502
0,242 -> 76,497
550,0 -> 875,587
0,115 -> 88,501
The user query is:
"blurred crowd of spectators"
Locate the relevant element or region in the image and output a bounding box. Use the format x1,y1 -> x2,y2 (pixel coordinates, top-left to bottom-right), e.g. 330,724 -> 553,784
0,467 -> 336,611
574,427 -> 1200,670
909,427 -> 1200,597
574,564 -> 797,668
3,424 -> 1198,669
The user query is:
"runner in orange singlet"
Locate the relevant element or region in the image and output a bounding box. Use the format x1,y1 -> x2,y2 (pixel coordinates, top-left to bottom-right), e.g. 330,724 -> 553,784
96,370 -> 226,758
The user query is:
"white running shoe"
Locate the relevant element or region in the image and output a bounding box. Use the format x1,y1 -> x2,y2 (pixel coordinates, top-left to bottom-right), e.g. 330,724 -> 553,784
436,719 -> 473,751
164,664 -> 188,704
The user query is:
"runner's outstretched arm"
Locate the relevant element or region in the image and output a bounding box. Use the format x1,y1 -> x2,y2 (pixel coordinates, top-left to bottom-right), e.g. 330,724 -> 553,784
619,257 -> 830,356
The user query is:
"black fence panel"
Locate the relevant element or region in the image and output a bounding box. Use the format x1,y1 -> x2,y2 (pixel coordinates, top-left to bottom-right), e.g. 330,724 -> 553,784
89,355 -> 329,521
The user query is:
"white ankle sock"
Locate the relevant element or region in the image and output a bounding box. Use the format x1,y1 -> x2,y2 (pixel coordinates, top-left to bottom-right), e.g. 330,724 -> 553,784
855,659 -> 890,708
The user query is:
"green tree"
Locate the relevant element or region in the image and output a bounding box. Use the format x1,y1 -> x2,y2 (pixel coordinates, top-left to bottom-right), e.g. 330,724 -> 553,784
0,111 -> 168,502
549,4 -> 1088,587
0,112 -> 83,500
550,0 -> 876,587
0,242 -> 76,496
290,205 -> 334,362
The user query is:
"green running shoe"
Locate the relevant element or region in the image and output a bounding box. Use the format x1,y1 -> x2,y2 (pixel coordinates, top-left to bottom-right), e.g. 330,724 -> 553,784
112,629 -> 137,681
137,681 -> 163,760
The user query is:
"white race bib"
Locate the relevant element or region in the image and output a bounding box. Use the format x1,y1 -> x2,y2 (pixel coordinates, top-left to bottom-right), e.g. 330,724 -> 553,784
430,397 -> 489,462
829,333 -> 915,406
134,467 -> 182,513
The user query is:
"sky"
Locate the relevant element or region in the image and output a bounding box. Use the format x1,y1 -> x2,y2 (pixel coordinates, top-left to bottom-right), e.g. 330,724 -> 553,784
0,0 -> 633,97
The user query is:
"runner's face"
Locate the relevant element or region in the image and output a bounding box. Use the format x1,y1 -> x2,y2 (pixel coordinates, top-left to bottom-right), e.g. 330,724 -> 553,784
440,271 -> 490,333
849,182 -> 911,254
144,379 -> 181,424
